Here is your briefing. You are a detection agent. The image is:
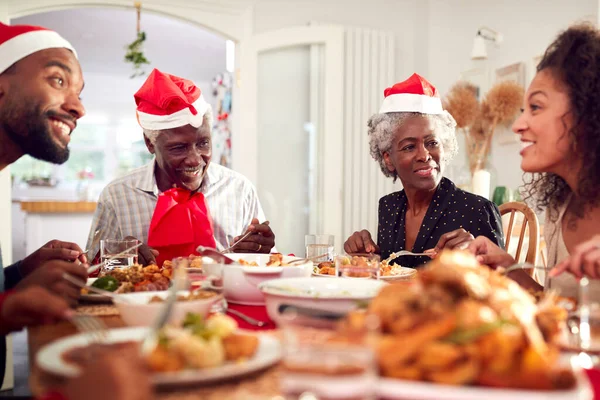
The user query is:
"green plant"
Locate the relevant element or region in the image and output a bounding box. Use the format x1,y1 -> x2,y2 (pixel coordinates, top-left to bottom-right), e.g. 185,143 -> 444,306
125,31 -> 150,78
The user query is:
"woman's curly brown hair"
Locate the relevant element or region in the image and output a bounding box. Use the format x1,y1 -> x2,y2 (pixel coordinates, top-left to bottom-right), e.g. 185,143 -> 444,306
524,23 -> 600,221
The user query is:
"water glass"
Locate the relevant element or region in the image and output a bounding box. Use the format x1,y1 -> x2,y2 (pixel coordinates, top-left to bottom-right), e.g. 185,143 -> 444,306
336,254 -> 380,279
279,310 -> 378,400
305,234 -> 334,263
564,278 -> 600,368
100,239 -> 139,271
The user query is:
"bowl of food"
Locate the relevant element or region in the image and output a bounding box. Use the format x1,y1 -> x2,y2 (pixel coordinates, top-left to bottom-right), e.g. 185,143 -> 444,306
113,290 -> 222,327
213,253 -> 313,306
336,254 -> 380,279
258,277 -> 386,326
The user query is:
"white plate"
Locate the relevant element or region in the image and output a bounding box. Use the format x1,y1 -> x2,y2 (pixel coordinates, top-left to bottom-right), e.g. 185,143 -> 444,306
36,327 -> 282,386
311,272 -> 337,278
79,278 -> 113,304
241,266 -> 285,274
259,277 -> 385,299
377,366 -> 592,400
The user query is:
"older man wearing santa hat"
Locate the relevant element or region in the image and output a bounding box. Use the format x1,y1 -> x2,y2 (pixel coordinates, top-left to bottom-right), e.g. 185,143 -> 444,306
86,69 -> 275,265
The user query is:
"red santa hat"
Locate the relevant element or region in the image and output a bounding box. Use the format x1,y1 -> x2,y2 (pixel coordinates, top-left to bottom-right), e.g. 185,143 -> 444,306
379,73 -> 444,114
135,69 -> 210,131
0,22 -> 77,75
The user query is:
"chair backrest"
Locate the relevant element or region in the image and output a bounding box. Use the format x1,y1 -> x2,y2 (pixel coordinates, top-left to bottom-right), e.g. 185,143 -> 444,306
498,201 -> 540,269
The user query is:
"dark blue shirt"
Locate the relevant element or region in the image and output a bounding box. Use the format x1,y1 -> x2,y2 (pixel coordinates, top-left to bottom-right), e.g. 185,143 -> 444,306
377,177 -> 504,268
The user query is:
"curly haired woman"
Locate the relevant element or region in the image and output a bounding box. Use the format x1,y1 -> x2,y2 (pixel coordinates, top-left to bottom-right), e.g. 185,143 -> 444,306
469,24 -> 600,296
344,73 -> 504,268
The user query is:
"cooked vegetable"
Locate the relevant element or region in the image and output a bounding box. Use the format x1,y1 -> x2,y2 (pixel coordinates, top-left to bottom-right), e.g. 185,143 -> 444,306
91,276 -> 119,292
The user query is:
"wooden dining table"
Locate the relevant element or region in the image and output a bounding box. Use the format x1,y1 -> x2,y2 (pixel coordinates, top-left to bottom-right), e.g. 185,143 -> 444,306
27,303 -> 283,400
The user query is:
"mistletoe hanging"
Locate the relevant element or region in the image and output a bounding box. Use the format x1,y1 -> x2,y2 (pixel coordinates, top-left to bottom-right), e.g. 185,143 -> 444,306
124,1 -> 150,78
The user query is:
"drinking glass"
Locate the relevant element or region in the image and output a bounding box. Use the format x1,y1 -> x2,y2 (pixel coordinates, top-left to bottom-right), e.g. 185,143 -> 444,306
279,309 -> 379,400
336,253 -> 380,279
305,234 -> 334,263
565,277 -> 600,368
100,239 -> 139,272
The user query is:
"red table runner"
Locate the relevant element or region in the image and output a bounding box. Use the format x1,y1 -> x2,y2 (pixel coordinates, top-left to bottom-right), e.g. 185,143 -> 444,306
226,303 -> 276,331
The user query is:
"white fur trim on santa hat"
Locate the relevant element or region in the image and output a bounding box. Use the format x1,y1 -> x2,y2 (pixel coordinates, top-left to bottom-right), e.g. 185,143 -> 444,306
137,94 -> 210,131
379,93 -> 444,114
0,30 -> 77,75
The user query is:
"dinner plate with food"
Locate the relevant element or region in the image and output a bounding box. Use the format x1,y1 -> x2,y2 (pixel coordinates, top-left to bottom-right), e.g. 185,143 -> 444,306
378,263 -> 416,281
335,251 -> 592,400
37,313 -> 282,386
80,264 -> 172,303
312,261 -> 337,277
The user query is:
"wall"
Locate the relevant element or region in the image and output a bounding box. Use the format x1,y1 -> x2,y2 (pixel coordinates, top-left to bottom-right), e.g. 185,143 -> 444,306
252,0 -> 424,81
426,0 -> 597,195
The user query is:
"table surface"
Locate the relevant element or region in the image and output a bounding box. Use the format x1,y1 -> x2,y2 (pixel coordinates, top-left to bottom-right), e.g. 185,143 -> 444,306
27,305 -> 282,400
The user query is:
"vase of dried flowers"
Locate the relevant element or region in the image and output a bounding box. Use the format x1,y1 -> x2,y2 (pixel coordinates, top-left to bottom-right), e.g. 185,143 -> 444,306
444,80 -> 524,198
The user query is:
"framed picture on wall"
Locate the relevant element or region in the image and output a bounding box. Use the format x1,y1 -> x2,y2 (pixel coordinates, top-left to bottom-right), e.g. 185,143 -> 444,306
495,62 -> 526,87
460,67 -> 490,101
495,62 -> 526,145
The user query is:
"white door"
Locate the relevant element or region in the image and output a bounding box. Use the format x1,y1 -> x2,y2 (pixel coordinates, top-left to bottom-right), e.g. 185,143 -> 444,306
236,26 -> 344,256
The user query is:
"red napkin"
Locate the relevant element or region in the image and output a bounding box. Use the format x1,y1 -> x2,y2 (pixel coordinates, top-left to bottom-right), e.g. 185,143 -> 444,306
148,188 -> 216,266
227,304 -> 276,331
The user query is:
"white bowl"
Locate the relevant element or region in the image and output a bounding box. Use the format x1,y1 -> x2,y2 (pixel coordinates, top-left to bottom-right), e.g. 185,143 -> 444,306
258,277 -> 386,326
207,254 -> 313,306
113,290 -> 222,327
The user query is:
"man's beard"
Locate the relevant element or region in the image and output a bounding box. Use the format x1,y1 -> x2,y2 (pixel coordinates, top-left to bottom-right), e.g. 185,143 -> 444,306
1,98 -> 70,164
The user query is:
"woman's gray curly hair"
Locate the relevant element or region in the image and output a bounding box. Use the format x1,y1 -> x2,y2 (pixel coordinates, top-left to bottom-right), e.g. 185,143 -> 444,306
367,111 -> 458,180
143,105 -> 214,143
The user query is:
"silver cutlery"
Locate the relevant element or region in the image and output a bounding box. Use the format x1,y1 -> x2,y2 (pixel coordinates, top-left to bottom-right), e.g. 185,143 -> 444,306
140,266 -> 187,356
220,231 -> 254,254
63,273 -> 126,302
69,314 -> 108,343
220,220 -> 270,254
384,249 -> 435,264
219,298 -> 269,327
287,253 -> 329,265
501,263 -> 547,275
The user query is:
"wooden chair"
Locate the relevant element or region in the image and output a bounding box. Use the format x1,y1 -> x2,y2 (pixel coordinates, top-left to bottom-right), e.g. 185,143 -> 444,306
498,202 -> 540,270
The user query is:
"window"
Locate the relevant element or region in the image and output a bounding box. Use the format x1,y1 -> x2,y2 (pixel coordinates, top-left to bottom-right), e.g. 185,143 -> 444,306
11,118 -> 151,186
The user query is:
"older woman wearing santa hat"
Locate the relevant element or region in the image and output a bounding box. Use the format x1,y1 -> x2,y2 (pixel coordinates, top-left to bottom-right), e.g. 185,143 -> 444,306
87,69 -> 275,266
344,73 -> 504,268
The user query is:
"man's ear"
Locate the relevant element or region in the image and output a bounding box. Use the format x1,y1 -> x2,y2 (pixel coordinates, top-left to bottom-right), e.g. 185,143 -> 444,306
143,134 -> 155,154
0,77 -> 7,101
383,152 -> 395,173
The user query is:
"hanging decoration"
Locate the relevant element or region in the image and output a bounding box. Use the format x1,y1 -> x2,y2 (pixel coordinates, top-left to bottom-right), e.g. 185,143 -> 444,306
211,72 -> 233,168
124,1 -> 150,78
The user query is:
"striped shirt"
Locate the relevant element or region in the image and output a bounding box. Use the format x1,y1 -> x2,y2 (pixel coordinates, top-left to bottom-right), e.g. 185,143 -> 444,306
86,161 -> 267,257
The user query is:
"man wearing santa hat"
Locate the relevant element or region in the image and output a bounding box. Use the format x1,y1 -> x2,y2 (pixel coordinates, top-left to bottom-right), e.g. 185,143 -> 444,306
86,69 -> 275,264
0,22 -> 153,399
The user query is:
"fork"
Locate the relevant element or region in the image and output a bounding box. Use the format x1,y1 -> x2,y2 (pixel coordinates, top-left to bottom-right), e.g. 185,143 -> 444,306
220,231 -> 254,254
140,265 -> 187,356
287,253 -> 329,265
62,273 -> 127,302
501,263 -> 547,275
69,314 -> 109,343
220,220 -> 270,254
384,250 -> 435,264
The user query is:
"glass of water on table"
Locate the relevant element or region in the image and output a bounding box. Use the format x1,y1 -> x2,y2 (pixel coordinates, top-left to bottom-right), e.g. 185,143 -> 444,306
305,234 -> 335,263
279,308 -> 379,400
100,239 -> 139,272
